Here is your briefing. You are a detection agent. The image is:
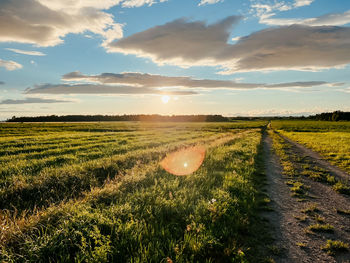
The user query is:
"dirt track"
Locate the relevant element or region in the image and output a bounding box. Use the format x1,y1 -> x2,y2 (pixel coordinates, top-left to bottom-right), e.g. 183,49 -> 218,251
263,132 -> 350,263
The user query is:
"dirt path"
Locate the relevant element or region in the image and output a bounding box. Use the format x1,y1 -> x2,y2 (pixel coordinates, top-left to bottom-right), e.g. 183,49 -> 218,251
263,132 -> 350,263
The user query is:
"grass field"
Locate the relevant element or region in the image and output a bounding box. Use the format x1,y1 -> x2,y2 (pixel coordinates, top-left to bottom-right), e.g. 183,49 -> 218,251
0,121 -> 271,262
272,120 -> 350,173
1,120 -> 349,262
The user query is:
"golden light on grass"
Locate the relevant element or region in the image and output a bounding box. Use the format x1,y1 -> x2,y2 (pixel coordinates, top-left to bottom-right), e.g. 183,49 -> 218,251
160,145 -> 206,176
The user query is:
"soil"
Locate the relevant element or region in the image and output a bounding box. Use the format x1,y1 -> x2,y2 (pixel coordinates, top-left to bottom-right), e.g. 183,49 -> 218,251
262,132 -> 350,263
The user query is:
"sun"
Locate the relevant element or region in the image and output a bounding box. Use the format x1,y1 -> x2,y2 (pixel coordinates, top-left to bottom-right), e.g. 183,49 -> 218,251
161,95 -> 170,104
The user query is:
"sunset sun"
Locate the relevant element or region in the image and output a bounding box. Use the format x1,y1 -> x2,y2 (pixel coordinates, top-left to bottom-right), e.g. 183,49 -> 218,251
161,95 -> 170,104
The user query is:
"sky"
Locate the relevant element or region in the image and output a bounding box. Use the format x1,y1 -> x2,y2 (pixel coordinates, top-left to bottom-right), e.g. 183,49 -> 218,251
0,0 -> 350,120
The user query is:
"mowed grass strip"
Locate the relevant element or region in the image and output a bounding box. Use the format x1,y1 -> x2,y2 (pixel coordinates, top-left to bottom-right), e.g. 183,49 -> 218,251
0,132 -> 237,214
1,129 -> 267,263
0,131 -> 209,183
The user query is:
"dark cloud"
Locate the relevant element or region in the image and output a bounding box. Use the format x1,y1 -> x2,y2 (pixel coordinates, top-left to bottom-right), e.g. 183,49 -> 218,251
62,71 -> 334,90
0,97 -> 70,104
25,83 -> 197,95
107,16 -> 350,73
0,81 -> 5,85
107,16 -> 241,67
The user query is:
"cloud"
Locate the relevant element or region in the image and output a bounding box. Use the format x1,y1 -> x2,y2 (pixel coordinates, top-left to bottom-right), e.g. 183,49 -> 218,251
0,97 -> 70,104
62,71 -> 335,90
231,36 -> 241,41
5,48 -> 46,56
0,58 -> 22,71
121,0 -> 168,8
25,83 -> 197,95
0,81 -> 5,85
198,0 -> 223,6
251,0 -> 314,24
0,0 -> 123,47
294,0 -> 313,7
261,10 -> 350,26
107,16 -> 242,68
106,16 -> 350,73
231,107 -> 335,117
0,0 -> 170,47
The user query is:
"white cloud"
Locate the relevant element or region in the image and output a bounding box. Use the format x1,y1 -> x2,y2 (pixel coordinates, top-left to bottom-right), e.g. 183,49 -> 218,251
294,0 -> 313,7
107,16 -> 350,73
231,107 -> 329,117
0,58 -> 22,71
250,0 -> 314,24
6,48 -> 46,56
231,36 -> 241,41
121,0 -> 168,8
198,0 -> 223,6
262,10 -> 350,26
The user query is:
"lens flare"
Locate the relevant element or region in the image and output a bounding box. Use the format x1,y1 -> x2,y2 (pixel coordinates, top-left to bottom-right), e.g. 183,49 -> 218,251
160,145 -> 206,176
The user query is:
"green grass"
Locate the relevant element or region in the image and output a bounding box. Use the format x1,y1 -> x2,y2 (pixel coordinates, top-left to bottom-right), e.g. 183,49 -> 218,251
336,209 -> 350,215
0,122 -> 271,262
321,240 -> 349,255
270,120 -> 350,173
278,131 -> 350,173
333,181 -> 350,195
301,204 -> 319,214
271,120 -> 350,132
308,223 -> 334,233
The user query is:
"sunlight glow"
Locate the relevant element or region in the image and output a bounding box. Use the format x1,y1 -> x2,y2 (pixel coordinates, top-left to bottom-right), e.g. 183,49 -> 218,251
161,95 -> 170,104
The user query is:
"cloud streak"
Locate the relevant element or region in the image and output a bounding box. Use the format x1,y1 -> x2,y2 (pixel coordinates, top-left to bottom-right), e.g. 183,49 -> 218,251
0,58 -> 22,71
121,0 -> 168,8
198,0 -> 223,6
62,71 -> 334,90
107,16 -> 350,73
5,48 -> 46,56
25,83 -> 197,95
0,97 -> 70,104
261,10 -> 350,26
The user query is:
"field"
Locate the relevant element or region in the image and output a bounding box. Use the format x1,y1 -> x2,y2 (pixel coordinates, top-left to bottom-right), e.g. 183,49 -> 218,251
0,121 -> 271,262
271,120 -> 350,173
1,120 -> 349,262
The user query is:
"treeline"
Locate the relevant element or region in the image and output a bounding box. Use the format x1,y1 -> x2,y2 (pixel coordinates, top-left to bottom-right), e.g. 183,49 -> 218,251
309,111 -> 350,121
7,114 -> 229,122
6,111 -> 350,122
